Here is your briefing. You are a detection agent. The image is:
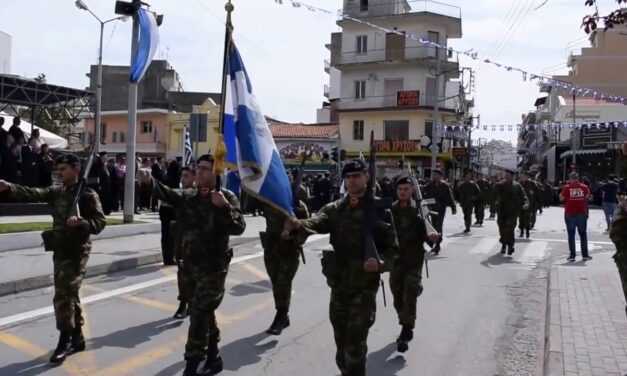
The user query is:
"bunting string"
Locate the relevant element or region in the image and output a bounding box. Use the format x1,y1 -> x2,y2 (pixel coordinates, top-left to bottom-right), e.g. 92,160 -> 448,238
272,0 -> 627,105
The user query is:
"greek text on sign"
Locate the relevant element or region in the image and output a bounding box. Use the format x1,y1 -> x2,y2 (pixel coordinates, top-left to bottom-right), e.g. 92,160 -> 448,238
374,140 -> 420,153
397,90 -> 420,106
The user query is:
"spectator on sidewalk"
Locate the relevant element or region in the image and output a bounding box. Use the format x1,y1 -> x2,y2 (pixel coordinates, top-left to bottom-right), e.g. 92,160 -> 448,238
37,144 -> 54,187
609,197 -> 627,318
560,172 -> 592,262
600,175 -> 620,232
28,129 -> 43,154
8,117 -> 25,146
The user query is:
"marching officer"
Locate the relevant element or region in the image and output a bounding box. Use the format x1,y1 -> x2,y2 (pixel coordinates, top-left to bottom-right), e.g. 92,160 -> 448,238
423,169 -> 457,255
494,170 -> 529,255
0,154 -> 106,364
456,170 -> 481,234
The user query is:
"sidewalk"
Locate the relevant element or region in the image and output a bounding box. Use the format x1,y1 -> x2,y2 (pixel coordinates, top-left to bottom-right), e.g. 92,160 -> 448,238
0,215 -> 266,296
546,250 -> 627,376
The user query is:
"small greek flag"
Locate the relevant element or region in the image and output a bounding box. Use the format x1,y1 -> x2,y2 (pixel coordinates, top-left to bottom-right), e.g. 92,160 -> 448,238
184,126 -> 193,166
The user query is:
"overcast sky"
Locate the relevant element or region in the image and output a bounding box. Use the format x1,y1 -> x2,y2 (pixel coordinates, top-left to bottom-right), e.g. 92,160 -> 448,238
0,0 -> 609,142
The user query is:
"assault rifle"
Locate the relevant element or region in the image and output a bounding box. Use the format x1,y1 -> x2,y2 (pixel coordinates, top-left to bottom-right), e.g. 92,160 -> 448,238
406,162 -> 437,278
364,130 -> 387,307
292,152 -> 308,264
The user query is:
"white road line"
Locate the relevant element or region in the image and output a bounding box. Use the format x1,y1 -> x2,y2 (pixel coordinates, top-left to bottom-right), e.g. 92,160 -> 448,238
0,234 -> 331,330
469,237 -> 499,255
516,240 -> 549,264
529,237 -> 613,246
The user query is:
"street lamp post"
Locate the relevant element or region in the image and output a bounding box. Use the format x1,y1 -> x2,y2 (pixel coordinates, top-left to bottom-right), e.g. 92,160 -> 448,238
75,0 -> 128,153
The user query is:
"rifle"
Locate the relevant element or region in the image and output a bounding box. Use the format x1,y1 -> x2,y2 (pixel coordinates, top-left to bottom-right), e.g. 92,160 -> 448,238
364,130 -> 387,307
72,143 -> 98,216
406,162 -> 437,279
292,152 -> 308,264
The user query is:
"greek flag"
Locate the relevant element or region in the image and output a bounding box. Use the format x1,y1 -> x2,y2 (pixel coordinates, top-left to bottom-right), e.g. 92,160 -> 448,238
130,8 -> 159,83
184,126 -> 193,166
223,43 -> 294,216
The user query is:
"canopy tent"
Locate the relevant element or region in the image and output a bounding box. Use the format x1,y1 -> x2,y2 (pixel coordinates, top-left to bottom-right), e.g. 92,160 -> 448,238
1,113 -> 68,150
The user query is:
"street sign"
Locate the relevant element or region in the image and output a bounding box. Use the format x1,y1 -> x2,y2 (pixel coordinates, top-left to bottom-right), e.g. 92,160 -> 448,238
373,140 -> 420,153
452,147 -> 467,160
397,90 -> 420,106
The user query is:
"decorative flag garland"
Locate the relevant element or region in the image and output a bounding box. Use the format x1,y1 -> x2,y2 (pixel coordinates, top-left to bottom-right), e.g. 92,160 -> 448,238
271,0 -> 627,105
436,121 -> 627,133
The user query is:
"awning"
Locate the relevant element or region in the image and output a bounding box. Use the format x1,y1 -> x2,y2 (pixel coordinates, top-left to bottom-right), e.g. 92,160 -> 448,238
559,149 -> 607,159
1,113 -> 68,149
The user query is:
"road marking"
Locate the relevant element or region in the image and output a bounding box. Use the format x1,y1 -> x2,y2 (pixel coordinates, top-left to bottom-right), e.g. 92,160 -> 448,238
529,237 -> 614,246
517,241 -> 549,264
0,251 -> 265,330
83,284 -> 179,313
469,237 -> 499,255
241,262 -> 269,280
0,331 -> 87,375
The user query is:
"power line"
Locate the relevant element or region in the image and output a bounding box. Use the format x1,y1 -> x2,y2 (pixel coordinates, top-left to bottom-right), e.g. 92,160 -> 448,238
490,0 -> 533,56
494,0 -> 537,58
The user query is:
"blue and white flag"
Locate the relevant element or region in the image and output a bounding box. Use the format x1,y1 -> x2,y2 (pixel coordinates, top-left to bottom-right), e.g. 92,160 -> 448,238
130,8 -> 159,83
184,126 -> 193,166
223,43 -> 294,216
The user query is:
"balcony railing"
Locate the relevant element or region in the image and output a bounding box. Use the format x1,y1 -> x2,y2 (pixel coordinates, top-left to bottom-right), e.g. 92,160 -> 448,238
341,0 -> 462,19
331,45 -> 456,66
335,94 -> 458,111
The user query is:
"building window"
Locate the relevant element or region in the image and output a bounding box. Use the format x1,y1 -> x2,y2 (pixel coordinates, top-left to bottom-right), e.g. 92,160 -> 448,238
120,132 -> 126,143
428,31 -> 440,58
424,120 -> 434,140
112,132 -> 118,143
384,120 -> 409,141
354,80 -> 366,99
360,0 -> 368,12
101,123 -> 107,144
141,121 -> 153,133
356,35 -> 368,54
353,120 -> 364,140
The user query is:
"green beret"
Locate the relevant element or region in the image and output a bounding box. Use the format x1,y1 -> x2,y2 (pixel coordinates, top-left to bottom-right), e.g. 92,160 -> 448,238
342,159 -> 367,177
55,154 -> 80,167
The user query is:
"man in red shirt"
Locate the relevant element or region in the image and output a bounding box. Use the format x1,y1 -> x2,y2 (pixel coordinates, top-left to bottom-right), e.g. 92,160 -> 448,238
560,172 -> 592,262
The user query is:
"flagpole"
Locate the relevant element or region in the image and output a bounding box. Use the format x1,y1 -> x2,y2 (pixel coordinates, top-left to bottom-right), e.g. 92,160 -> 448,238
213,0 -> 234,191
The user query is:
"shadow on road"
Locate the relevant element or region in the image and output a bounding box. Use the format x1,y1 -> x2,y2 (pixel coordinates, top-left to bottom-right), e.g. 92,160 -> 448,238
0,355 -> 52,376
559,260 -> 589,267
87,317 -> 182,350
480,253 -> 521,268
229,280 -> 272,297
221,331 -> 278,371
367,342 -> 406,375
97,264 -> 167,283
154,360 -> 185,376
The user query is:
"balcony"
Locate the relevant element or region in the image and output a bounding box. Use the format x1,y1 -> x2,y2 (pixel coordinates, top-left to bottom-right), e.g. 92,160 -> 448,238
324,59 -> 331,73
341,0 -> 461,21
101,141 -> 167,155
335,93 -> 458,112
331,46 -> 458,74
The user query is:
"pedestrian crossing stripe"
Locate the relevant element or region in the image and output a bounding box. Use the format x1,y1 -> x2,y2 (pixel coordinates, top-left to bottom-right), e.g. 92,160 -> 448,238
469,237 -> 500,255
463,237 -> 550,265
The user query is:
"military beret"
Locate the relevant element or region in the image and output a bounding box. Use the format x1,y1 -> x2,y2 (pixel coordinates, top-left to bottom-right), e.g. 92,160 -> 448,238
55,153 -> 81,167
342,159 -> 367,177
197,154 -> 214,164
395,176 -> 413,186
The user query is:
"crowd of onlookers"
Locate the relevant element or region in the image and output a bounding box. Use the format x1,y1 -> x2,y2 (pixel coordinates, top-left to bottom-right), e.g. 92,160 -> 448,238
0,117 -> 54,188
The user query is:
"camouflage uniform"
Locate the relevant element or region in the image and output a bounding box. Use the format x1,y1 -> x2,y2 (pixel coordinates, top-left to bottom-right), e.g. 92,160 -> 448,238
260,201 -> 309,312
609,203 -> 627,315
456,181 -> 481,231
423,181 -> 456,248
519,180 -> 540,233
389,200 -> 428,329
298,195 -> 398,376
475,178 -> 491,224
153,181 -> 246,361
171,190 -> 196,305
495,180 -> 528,249
5,183 -> 106,332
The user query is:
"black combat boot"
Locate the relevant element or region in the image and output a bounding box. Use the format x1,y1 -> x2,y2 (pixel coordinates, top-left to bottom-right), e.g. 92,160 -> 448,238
463,227 -> 470,234
396,326 -> 414,353
507,244 -> 515,256
71,326 -> 86,353
519,229 -> 524,238
50,331 -> 72,364
183,358 -> 202,376
525,229 -> 530,239
173,302 -> 188,319
202,337 -> 223,374
266,309 -> 290,335
431,244 -> 441,255
500,244 -> 506,254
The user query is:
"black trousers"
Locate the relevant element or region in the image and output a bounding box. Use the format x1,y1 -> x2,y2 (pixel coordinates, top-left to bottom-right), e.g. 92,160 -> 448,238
159,206 -> 175,264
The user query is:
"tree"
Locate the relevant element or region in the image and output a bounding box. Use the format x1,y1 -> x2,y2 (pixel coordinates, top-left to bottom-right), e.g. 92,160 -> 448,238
582,0 -> 627,33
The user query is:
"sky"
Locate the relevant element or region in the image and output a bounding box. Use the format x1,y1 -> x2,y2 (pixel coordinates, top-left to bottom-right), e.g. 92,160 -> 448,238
0,0 -> 611,143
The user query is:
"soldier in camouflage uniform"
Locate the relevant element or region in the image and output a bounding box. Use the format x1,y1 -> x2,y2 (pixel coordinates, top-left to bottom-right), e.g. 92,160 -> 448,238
172,166 -> 196,319
456,170 -> 481,233
518,172 -> 539,239
0,154 -> 106,364
284,159 -> 399,376
153,154 -> 246,376
423,169 -> 457,255
260,197 -> 309,335
609,198 -> 627,318
475,175 -> 491,225
389,177 -> 439,353
494,170 -> 529,255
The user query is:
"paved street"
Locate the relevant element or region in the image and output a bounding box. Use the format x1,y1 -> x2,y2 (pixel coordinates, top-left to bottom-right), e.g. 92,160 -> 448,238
0,207 -> 623,376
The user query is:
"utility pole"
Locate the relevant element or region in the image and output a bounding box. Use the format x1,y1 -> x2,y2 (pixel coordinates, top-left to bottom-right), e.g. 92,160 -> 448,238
431,43 -> 442,173
571,93 -> 576,170
123,0 -> 141,224
95,22 -> 104,153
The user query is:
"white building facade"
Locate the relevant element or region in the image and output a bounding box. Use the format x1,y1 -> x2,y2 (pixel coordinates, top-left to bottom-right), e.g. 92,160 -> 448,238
322,0 -> 470,177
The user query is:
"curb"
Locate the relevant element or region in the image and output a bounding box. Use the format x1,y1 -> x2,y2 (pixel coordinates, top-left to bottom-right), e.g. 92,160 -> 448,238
543,261 -> 563,376
534,259 -> 551,376
0,250 -> 163,297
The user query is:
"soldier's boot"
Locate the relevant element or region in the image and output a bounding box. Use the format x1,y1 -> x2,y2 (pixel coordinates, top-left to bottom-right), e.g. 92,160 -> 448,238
71,326 -> 86,353
500,244 -> 506,254
396,326 -> 414,353
266,308 -> 290,335
183,358 -> 202,376
519,229 -> 524,238
201,337 -> 223,374
431,244 -> 441,255
507,244 -> 515,256
173,302 -> 188,319
50,332 -> 72,364
525,229 -> 530,239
